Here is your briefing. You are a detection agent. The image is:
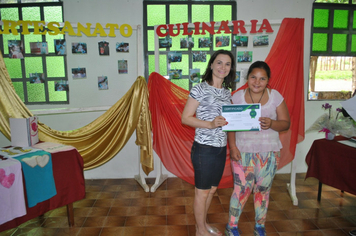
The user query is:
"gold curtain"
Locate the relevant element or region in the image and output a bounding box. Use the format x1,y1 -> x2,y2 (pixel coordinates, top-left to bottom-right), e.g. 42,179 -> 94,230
0,51 -> 153,175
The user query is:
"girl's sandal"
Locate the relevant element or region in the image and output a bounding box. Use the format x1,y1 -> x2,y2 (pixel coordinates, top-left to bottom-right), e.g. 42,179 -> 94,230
207,226 -> 222,235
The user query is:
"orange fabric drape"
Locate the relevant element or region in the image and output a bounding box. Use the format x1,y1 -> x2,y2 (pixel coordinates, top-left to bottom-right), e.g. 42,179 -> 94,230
148,18 -> 305,188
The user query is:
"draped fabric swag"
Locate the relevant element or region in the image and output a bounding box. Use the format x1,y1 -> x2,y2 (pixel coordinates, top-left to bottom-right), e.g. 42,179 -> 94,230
0,50 -> 153,174
148,18 -> 305,188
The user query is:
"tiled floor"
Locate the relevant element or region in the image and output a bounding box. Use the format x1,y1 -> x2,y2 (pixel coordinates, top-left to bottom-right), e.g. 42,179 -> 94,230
1,173 -> 356,236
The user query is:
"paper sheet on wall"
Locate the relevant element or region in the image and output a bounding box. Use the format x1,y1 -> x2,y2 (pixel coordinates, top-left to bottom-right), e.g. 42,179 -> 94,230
340,95 -> 356,122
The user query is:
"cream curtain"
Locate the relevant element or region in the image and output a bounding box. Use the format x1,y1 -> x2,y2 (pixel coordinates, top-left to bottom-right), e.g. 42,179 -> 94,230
0,51 -> 153,175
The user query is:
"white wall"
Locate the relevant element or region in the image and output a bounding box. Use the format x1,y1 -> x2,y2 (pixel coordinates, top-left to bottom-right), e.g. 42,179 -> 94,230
0,0 -> 340,179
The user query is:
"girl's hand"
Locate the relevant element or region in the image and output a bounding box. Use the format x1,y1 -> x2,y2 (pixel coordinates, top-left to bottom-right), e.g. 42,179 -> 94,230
230,146 -> 241,161
210,116 -> 228,129
259,117 -> 272,130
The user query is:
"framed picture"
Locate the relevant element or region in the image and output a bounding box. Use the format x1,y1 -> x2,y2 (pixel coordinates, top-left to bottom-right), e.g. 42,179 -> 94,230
168,69 -> 182,80
168,52 -> 182,63
189,68 -> 201,83
98,41 -> 109,55
235,71 -> 241,83
30,42 -> 48,55
29,73 -> 45,84
8,40 -> 24,59
72,42 -> 87,54
180,37 -> 194,49
233,36 -> 248,47
54,81 -> 69,91
253,35 -> 269,46
198,37 -> 212,48
192,51 -> 207,62
54,39 -> 66,55
98,76 -> 108,90
237,51 -> 253,62
72,68 -> 86,79
215,35 -> 230,47
118,60 -> 128,74
116,42 -> 129,52
159,38 -> 172,48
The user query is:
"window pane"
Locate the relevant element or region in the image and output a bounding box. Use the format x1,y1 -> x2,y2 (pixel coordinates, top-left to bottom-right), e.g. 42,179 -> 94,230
159,54 -> 167,75
353,10 -> 356,29
147,5 -> 166,26
0,7 -> 19,22
171,79 -> 189,91
48,81 -> 66,101
27,82 -> 46,102
22,7 -> 40,23
46,56 -> 65,77
312,33 -> 328,52
314,9 -> 329,28
44,6 -> 62,22
24,34 -> 42,54
148,54 -> 155,75
192,55 -> 210,75
25,57 -> 43,76
214,5 -> 231,22
4,58 -> 22,78
170,54 -> 188,75
0,0 -> 17,3
46,34 -> 64,53
170,5 -> 188,24
172,31 -> 189,51
332,34 -> 347,52
147,30 -> 155,51
192,5 -> 210,23
351,34 -> 356,52
12,82 -> 25,102
333,9 -> 349,29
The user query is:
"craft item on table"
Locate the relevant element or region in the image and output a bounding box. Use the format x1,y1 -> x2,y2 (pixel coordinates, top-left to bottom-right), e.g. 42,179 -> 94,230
13,150 -> 57,208
0,158 -> 26,225
0,147 -> 41,158
32,142 -> 76,153
10,117 -> 39,147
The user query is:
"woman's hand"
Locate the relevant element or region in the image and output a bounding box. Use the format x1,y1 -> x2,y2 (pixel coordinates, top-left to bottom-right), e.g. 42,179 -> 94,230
229,146 -> 241,161
210,116 -> 228,129
259,117 -> 272,130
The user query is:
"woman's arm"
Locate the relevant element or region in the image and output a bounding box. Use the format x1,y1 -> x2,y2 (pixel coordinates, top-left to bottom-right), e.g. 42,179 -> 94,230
259,100 -> 290,132
181,97 -> 227,129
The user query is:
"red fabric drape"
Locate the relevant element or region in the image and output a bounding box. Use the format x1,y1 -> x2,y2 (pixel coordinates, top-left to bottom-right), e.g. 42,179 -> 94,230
148,18 -> 305,188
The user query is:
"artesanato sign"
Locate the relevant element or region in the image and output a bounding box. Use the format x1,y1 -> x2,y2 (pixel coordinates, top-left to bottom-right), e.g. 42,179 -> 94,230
0,20 -> 133,37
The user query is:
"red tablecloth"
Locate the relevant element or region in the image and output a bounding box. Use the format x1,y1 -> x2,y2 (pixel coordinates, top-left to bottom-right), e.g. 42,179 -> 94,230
305,136 -> 356,195
0,148 -> 85,232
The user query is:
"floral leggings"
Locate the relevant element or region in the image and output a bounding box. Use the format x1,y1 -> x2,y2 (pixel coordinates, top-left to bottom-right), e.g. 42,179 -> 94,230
227,151 -> 280,228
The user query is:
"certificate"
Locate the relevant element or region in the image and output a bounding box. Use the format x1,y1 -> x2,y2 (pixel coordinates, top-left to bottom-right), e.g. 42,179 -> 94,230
222,104 -> 261,131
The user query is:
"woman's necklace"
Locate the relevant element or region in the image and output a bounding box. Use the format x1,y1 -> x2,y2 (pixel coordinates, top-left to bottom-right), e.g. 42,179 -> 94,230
249,88 -> 265,103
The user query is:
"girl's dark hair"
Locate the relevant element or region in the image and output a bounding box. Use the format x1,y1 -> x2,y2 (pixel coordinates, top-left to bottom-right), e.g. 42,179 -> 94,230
201,49 -> 236,89
247,61 -> 271,80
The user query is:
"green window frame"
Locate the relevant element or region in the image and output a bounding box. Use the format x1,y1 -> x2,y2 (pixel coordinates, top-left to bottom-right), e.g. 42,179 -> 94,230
0,0 -> 68,105
143,0 -> 236,91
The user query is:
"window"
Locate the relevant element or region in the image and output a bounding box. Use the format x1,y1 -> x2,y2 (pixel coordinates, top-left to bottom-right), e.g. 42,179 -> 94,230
0,0 -> 68,104
309,0 -> 356,100
143,0 -> 236,91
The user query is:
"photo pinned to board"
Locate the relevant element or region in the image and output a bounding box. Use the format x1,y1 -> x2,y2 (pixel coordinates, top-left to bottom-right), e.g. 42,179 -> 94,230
30,42 -> 48,55
235,71 -> 241,83
180,37 -> 194,49
118,60 -> 128,74
116,42 -> 129,52
98,41 -> 109,55
159,37 -> 172,48
54,80 -> 69,91
8,40 -> 24,59
72,67 -> 86,79
168,51 -> 182,63
198,36 -> 212,48
54,39 -> 66,55
253,35 -> 269,46
98,76 -> 108,90
215,35 -> 230,47
168,69 -> 182,80
233,36 -> 248,47
192,51 -> 207,62
189,68 -> 201,83
237,51 -> 252,62
29,73 -> 45,84
72,42 -> 87,54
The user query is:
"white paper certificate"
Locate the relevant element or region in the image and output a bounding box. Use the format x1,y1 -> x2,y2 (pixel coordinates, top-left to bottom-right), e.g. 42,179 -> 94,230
222,104 -> 261,131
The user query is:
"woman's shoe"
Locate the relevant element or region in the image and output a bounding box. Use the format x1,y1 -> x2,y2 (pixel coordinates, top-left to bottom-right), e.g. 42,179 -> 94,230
207,226 -> 222,235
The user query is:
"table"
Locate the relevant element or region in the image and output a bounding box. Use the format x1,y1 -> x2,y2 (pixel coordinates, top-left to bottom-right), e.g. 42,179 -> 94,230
305,136 -> 356,201
0,147 -> 85,232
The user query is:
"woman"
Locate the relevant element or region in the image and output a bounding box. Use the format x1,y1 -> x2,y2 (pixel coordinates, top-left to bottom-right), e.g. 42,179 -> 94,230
182,50 -> 236,236
226,61 -> 290,236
